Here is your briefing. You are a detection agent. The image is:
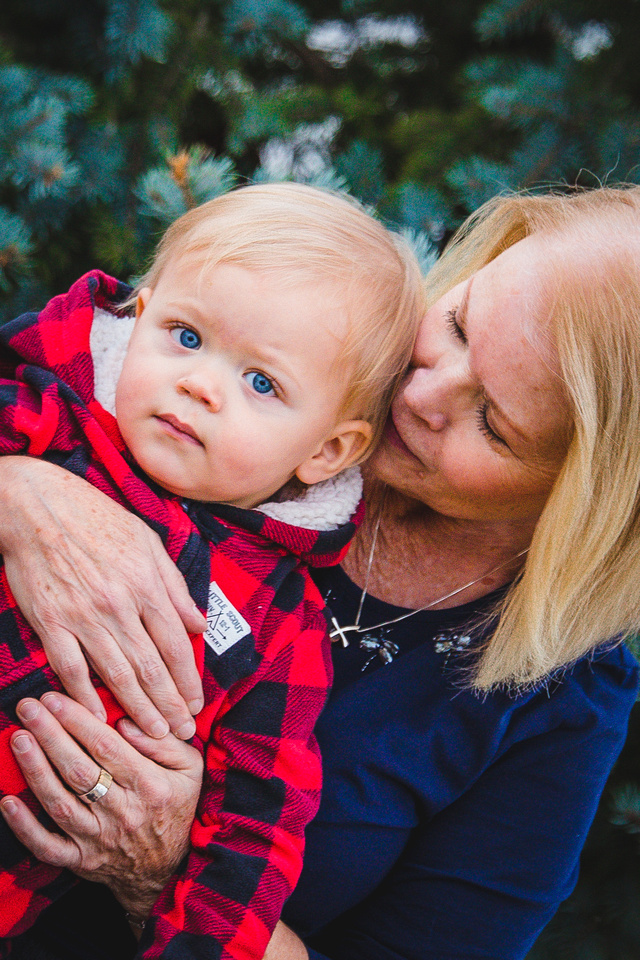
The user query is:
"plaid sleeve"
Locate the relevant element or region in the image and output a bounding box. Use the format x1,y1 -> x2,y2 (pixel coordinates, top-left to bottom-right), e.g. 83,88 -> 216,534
0,337 -> 20,380
0,376 -> 63,457
138,605 -> 332,960
0,293 -> 96,459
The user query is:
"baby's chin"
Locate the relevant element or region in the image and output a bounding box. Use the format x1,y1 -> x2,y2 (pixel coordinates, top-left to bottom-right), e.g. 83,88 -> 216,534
123,440 -> 283,507
131,464 -> 244,505
140,467 -> 190,499
124,449 -> 194,500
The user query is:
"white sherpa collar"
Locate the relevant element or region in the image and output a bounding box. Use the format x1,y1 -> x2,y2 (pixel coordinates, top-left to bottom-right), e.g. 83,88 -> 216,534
91,307 -> 135,418
90,306 -> 362,532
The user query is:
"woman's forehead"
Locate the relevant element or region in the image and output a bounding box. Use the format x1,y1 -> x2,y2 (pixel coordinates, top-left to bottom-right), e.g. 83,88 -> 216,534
482,236 -> 547,310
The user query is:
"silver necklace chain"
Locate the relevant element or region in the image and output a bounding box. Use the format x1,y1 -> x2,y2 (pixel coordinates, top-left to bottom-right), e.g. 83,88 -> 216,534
329,507 -> 528,650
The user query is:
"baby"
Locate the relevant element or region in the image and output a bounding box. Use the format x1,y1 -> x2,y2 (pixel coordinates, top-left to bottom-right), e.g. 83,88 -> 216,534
0,183 -> 424,958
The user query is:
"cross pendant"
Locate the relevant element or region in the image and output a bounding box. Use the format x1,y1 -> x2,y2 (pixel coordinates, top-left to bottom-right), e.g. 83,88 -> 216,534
329,618 -> 360,647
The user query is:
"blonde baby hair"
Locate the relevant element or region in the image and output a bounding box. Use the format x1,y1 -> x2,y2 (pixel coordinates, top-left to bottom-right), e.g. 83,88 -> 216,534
426,185 -> 640,689
133,182 -> 425,454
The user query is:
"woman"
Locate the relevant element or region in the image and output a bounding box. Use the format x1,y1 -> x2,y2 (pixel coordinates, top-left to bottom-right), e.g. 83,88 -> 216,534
1,186 -> 640,960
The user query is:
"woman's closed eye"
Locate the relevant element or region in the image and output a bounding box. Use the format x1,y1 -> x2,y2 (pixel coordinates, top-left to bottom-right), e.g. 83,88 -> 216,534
477,403 -> 507,447
446,308 -> 507,448
244,371 -> 276,397
170,325 -> 202,350
446,307 -> 467,344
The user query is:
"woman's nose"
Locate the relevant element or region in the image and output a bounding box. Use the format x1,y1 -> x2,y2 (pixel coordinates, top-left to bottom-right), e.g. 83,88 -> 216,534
402,362 -> 467,430
177,370 -> 223,411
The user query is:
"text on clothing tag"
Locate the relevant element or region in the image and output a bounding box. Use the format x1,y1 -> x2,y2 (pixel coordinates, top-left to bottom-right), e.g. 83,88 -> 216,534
204,581 -> 251,655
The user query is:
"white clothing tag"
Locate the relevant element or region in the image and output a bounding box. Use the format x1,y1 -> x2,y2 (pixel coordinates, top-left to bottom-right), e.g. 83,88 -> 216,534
204,581 -> 251,655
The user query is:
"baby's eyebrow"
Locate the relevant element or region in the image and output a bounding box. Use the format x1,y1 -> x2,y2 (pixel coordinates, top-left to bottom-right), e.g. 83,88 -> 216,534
253,350 -> 301,393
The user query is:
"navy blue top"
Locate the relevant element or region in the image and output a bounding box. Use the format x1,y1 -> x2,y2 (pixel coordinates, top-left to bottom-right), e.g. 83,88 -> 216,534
281,565 -> 639,960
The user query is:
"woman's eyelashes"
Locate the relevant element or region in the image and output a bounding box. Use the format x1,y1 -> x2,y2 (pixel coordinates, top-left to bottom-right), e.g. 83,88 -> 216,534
477,404 -> 506,446
170,325 -> 202,350
446,307 -> 466,344
243,371 -> 276,397
445,308 -> 507,448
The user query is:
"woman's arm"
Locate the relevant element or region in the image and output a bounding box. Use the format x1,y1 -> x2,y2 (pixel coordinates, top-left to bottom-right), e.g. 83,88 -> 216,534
265,922 -> 309,960
0,456 -> 206,739
0,692 -> 202,923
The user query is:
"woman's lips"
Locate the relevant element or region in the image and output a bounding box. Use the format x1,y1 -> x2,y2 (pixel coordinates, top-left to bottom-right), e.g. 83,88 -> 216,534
383,413 -> 428,469
384,414 -> 412,454
156,414 -> 203,446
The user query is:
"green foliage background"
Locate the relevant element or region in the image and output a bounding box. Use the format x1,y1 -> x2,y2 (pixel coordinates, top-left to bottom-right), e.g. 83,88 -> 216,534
2,1 -> 640,956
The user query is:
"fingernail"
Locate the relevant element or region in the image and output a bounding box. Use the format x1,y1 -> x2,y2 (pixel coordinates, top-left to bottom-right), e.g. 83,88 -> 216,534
119,717 -> 142,737
193,603 -> 205,620
12,734 -> 32,754
17,700 -> 39,721
150,719 -> 169,739
1,798 -> 17,814
188,699 -> 204,715
176,719 -> 196,740
41,693 -> 61,713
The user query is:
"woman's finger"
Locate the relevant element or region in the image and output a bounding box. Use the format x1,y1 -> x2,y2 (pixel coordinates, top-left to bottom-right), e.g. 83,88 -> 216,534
86,603 -> 201,739
37,612 -> 198,740
39,626 -> 108,721
20,693 -> 201,790
45,568 -> 199,740
8,728 -> 97,836
138,595 -> 205,718
28,577 -> 197,739
0,794 -> 82,870
83,538 -> 204,732
82,625 -> 195,741
17,694 -> 143,790
116,715 -> 203,774
14,699 -> 110,798
149,535 -> 208,711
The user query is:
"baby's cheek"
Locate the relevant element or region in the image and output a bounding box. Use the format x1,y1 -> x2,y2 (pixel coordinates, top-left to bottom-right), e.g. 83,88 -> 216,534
114,374 -> 143,445
116,357 -> 150,411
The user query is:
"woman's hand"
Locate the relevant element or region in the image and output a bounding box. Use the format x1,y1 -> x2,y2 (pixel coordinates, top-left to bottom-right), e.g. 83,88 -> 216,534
0,457 -> 206,739
264,922 -> 309,960
0,693 -> 202,920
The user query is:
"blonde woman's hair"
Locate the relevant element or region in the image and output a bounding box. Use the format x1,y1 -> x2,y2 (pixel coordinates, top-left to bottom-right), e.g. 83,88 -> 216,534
133,183 -> 424,453
426,185 -> 640,689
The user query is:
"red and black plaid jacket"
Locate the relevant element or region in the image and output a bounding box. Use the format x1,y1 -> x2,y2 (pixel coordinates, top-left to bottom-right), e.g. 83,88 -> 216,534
0,271 -> 363,959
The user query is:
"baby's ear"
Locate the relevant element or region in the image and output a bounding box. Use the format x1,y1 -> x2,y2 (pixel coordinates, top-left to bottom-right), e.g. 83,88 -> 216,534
295,420 -> 372,486
135,287 -> 153,319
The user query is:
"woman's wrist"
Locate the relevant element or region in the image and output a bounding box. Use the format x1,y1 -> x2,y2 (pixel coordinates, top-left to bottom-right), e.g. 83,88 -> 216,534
110,878 -> 162,921
0,456 -> 87,556
0,456 -> 44,551
125,911 -> 148,941
114,887 -> 158,940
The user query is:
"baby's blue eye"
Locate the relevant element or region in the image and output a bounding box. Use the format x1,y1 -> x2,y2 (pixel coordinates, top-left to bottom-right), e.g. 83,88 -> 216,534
172,327 -> 201,349
245,371 -> 275,396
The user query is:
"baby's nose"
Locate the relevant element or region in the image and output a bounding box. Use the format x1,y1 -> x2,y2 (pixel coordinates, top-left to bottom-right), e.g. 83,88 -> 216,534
177,372 -> 223,410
